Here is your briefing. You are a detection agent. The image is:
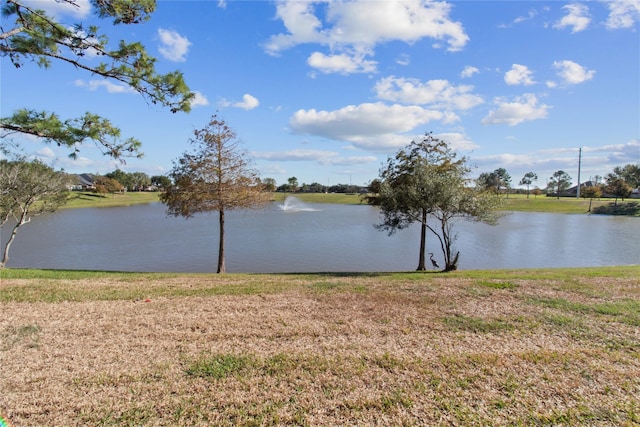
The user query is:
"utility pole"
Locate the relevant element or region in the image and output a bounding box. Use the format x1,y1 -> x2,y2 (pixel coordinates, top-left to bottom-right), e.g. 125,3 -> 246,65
576,147 -> 582,199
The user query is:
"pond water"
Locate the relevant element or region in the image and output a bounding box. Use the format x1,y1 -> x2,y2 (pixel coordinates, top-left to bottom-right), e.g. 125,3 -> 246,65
2,199 -> 638,272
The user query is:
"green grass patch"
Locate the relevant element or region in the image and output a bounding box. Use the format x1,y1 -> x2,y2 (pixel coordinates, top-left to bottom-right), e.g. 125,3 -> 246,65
475,280 -> 519,290
307,281 -> 350,291
64,191 -> 160,209
2,266 -> 638,303
185,353 -> 254,380
501,194 -> 640,215
274,192 -> 365,205
529,297 -> 640,326
445,265 -> 640,281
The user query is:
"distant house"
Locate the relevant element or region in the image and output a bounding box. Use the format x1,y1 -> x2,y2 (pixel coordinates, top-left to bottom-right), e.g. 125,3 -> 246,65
69,173 -> 95,191
563,180 -> 596,197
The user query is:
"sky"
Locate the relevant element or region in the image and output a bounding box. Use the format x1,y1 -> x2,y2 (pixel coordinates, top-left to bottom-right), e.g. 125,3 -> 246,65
2,0 -> 639,189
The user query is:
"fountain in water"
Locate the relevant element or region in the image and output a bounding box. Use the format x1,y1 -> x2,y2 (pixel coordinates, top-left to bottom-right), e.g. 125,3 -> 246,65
279,196 -> 320,212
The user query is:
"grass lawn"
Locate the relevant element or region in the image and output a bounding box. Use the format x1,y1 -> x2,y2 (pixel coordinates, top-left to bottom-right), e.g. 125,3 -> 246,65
1,266 -> 639,426
64,191 -> 640,216
502,193 -> 640,215
64,191 -> 161,208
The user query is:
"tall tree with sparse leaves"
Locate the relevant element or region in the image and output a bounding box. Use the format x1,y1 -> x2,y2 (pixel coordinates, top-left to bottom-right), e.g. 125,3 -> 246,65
519,172 -> 538,199
160,115 -> 270,273
547,170 -> 572,199
0,158 -> 70,268
370,133 -> 501,272
0,0 -> 193,160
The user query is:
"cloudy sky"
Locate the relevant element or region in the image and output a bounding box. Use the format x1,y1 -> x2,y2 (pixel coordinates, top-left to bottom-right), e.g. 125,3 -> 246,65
2,0 -> 639,188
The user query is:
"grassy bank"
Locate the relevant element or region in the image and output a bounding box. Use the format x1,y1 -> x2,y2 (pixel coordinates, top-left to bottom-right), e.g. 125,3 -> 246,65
64,191 -> 161,209
64,191 -> 640,215
1,267 -> 638,425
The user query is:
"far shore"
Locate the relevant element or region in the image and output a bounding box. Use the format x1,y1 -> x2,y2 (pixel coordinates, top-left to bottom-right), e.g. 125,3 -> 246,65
64,191 -> 640,216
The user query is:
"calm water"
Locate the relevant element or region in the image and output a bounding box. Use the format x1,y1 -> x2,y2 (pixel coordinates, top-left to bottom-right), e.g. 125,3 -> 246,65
2,200 -> 639,272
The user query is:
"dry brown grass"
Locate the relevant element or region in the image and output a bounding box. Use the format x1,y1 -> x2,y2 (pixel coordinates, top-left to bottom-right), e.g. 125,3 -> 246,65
1,269 -> 639,426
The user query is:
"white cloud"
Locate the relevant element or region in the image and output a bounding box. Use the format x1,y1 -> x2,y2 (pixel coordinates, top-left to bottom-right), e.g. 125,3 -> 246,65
74,79 -> 136,94
22,0 -> 90,18
482,94 -> 550,126
220,94 -> 260,110
514,9 -> 538,24
583,139 -> 640,163
504,64 -> 535,86
604,0 -> 640,29
396,54 -> 411,66
35,146 -> 56,160
264,2 -> 325,54
474,139 -> 640,183
157,28 -> 191,62
460,66 -> 479,78
498,8 -> 538,28
265,0 -> 469,73
291,102 -> 445,140
434,132 -> 479,151
374,76 -> 483,110
189,91 -> 209,108
307,51 -> 377,74
235,94 -> 260,110
553,60 -> 595,84
289,102 -> 451,151
554,3 -> 591,33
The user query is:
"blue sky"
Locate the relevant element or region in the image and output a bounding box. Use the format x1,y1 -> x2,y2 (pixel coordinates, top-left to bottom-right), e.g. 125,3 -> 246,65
2,0 -> 639,188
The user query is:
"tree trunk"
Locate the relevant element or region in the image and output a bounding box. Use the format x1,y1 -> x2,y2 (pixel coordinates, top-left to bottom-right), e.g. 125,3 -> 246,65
444,251 -> 459,272
416,208 -> 427,271
217,208 -> 226,273
1,213 -> 28,269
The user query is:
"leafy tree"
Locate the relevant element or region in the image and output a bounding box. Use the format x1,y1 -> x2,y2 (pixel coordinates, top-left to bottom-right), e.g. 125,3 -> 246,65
151,175 -> 171,189
370,133 -> 501,272
94,176 -> 123,197
532,188 -> 542,198
0,0 -> 193,160
106,169 -> 133,190
130,172 -> 151,191
287,177 -> 299,193
261,178 -> 277,192
605,178 -> 632,205
477,168 -> 511,196
300,182 -> 327,193
581,185 -> 602,212
494,168 -> 512,197
519,172 -> 538,199
609,164 -> 640,189
0,158 -> 69,268
547,170 -> 572,199
160,115 -> 270,273
581,186 -> 602,200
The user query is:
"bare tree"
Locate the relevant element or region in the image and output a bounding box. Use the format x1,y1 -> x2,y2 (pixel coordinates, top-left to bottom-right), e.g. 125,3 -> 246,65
160,115 -> 270,273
